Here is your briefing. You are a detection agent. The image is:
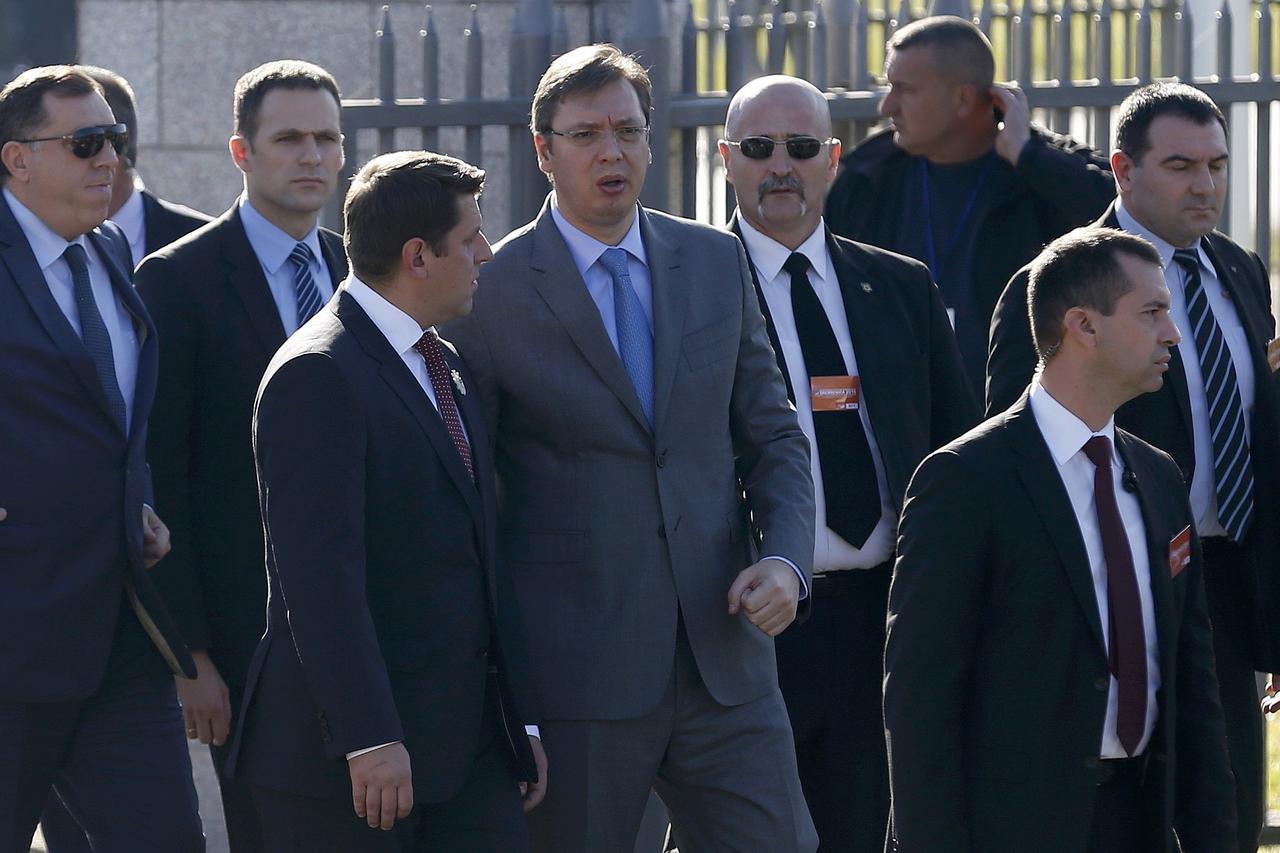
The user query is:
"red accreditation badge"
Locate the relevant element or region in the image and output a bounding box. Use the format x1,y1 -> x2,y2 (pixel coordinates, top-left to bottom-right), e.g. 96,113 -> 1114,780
811,375 -> 860,412
1169,525 -> 1192,578
1267,337 -> 1280,373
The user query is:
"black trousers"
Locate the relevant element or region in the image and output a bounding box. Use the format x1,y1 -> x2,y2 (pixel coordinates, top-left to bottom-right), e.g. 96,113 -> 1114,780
775,564 -> 893,853
1086,757 -> 1151,853
1202,537 -> 1265,853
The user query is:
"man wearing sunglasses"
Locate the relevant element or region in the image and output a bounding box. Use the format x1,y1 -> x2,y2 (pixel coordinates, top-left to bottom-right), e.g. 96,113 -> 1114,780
719,74 -> 978,852
132,59 -> 349,853
0,65 -> 204,850
825,16 -> 1113,401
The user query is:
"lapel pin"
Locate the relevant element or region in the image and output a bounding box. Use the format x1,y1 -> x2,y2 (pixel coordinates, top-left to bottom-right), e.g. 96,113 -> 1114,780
860,281 -> 873,293
451,369 -> 466,396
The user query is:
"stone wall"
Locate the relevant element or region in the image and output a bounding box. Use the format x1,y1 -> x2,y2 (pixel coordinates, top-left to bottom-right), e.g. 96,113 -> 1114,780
77,0 -> 654,236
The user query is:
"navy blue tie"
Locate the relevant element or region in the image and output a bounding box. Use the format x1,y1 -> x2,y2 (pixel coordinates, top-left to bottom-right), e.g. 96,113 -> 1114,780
599,247 -> 654,426
64,243 -> 127,428
289,242 -> 325,326
1173,248 -> 1254,542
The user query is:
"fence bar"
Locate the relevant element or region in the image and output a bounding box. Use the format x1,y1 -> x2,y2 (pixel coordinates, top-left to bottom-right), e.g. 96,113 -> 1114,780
767,2 -> 788,73
420,5 -> 439,152
1135,0 -> 1152,82
377,5 -> 396,154
1092,0 -> 1113,153
813,0 -> 828,88
628,0 -> 671,211
681,2 -> 699,218
509,0 -> 552,226
1256,0 -> 1272,263
826,0 -> 855,87
1177,1 -> 1192,82
1053,2 -> 1073,133
465,5 -> 483,168
1015,0 -> 1033,84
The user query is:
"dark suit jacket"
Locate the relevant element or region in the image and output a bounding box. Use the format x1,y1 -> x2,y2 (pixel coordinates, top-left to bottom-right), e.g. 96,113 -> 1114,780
229,289 -> 537,803
445,200 -> 815,720
884,395 -> 1236,853
987,204 -> 1280,669
134,206 -> 347,701
729,215 -> 979,514
140,189 -> 211,258
0,192 -> 194,702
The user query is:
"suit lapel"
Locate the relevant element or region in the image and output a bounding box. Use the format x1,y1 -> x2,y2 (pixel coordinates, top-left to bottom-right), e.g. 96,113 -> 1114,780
220,208 -> 288,356
318,230 -> 349,291
1005,396 -> 1109,657
1116,433 -> 1177,668
642,209 -> 687,434
527,203 -> 650,432
335,291 -> 483,522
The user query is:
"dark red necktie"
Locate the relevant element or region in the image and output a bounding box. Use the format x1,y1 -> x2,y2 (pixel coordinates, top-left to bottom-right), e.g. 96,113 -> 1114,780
1082,435 -> 1147,756
413,329 -> 474,481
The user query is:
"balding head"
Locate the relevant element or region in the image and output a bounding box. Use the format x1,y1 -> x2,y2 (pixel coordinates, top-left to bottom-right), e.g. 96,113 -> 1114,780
725,75 -> 830,140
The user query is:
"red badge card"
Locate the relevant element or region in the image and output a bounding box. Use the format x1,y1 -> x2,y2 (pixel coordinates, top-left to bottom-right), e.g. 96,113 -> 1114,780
1169,525 -> 1191,578
811,376 -> 860,412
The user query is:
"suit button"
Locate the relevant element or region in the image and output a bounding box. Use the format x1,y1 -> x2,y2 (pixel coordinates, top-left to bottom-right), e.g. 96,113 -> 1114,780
1094,676 -> 1109,691
476,648 -> 489,660
656,450 -> 667,468
658,525 -> 667,539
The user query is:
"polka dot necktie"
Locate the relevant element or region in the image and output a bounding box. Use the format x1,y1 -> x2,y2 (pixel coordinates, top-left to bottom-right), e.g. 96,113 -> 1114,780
413,328 -> 474,481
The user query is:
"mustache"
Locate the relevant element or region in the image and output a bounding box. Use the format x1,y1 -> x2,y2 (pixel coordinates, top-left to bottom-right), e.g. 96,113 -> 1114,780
757,175 -> 805,203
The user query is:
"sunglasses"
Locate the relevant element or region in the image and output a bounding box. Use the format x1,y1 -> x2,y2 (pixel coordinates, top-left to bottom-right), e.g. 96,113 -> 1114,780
17,124 -> 129,159
722,135 -> 835,160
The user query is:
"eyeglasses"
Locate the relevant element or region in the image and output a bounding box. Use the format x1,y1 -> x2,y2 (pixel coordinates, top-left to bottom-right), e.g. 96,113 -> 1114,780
721,136 -> 835,160
541,126 -> 651,148
16,124 -> 129,160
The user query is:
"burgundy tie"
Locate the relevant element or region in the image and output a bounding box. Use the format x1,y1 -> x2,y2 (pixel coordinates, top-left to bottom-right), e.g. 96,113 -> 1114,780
1082,435 -> 1147,756
413,329 -> 474,481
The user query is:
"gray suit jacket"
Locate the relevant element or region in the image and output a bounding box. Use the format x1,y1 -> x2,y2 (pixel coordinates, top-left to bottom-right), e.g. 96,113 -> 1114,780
446,199 -> 814,720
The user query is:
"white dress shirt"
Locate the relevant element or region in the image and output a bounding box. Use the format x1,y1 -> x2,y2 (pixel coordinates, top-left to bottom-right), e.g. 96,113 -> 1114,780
1115,202 -> 1256,537
1029,380 -> 1161,757
5,187 -> 140,431
238,195 -> 334,335
342,276 -> 534,757
737,216 -> 895,573
108,181 -> 146,268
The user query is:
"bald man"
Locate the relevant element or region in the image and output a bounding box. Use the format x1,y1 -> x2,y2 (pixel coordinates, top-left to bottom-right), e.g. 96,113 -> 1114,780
720,75 -> 977,851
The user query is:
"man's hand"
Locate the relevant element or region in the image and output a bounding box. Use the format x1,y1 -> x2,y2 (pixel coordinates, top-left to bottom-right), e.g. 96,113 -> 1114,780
1263,674 -> 1280,714
349,743 -> 413,830
142,505 -> 171,568
727,558 -> 800,636
520,735 -> 548,812
991,83 -> 1031,166
0,508 -> 7,521
176,650 -> 232,746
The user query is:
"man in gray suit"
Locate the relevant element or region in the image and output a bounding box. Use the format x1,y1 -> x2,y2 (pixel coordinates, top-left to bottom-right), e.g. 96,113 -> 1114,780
446,44 -> 818,853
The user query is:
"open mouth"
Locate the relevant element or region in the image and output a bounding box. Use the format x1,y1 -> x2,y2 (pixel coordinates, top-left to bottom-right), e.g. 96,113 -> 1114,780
598,175 -> 627,193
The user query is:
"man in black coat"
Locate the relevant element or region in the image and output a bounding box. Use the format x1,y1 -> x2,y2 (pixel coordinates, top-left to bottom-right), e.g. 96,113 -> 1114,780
230,149 -> 545,852
825,16 -> 1113,396
888,227 -> 1236,853
719,74 -> 977,852
133,59 -> 348,852
988,82 -> 1280,853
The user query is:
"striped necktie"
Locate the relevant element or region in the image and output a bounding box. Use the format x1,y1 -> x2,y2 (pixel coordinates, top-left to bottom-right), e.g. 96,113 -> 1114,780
1172,247 -> 1254,542
64,243 -> 127,428
288,242 -> 325,326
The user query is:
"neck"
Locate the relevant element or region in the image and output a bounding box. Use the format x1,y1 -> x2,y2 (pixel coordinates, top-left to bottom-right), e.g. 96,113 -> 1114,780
108,168 -> 136,218
365,273 -> 445,330
1039,363 -> 1118,433
556,198 -> 635,246
246,190 -> 319,241
744,214 -> 821,252
1119,195 -> 1200,249
927,126 -> 997,166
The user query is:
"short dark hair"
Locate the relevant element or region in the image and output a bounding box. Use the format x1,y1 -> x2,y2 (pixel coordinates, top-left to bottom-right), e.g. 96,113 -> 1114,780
1115,82 -> 1227,164
80,66 -> 139,166
233,60 -> 341,145
0,65 -> 103,179
1028,227 -> 1163,360
344,150 -> 485,280
888,16 -> 995,90
530,44 -> 652,134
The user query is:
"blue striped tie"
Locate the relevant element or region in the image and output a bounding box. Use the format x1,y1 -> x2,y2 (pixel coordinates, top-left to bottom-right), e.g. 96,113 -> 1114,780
288,242 -> 324,326
599,247 -> 654,426
1173,248 -> 1254,542
64,243 -> 127,428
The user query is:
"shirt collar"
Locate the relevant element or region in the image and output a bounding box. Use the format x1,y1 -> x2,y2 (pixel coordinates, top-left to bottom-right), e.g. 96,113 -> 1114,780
549,194 -> 647,276
1115,199 -> 1208,274
238,194 -> 324,276
3,186 -> 88,272
1028,378 -> 1118,469
110,186 -> 146,252
343,275 -> 431,356
735,214 -> 831,286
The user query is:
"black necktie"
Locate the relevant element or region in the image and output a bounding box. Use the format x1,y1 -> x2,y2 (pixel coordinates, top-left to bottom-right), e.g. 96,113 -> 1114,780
1172,248 -> 1254,542
1082,436 -> 1147,756
784,252 -> 881,547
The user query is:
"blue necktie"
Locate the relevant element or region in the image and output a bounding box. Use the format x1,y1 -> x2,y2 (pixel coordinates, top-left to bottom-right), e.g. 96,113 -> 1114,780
289,242 -> 324,326
599,247 -> 654,426
64,243 -> 127,428
1173,248 -> 1254,542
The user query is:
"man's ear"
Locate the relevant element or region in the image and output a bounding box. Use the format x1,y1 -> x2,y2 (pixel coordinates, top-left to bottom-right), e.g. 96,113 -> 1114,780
533,131 -> 553,177
1062,306 -> 1097,349
1111,150 -> 1135,192
229,135 -> 251,173
403,237 -> 431,278
1,140 -> 30,183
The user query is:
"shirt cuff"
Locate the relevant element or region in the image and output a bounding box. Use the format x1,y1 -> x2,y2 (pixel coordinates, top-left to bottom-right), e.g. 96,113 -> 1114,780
763,554 -> 808,600
346,741 -> 398,760
525,725 -> 540,740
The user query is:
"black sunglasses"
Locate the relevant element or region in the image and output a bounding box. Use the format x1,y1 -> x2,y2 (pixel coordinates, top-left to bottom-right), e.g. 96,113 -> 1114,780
722,135 -> 834,160
17,124 -> 129,160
